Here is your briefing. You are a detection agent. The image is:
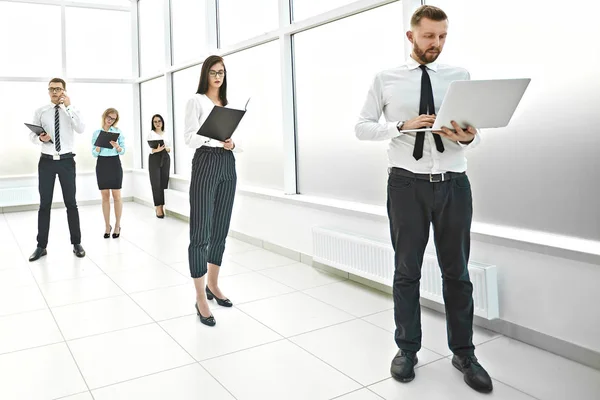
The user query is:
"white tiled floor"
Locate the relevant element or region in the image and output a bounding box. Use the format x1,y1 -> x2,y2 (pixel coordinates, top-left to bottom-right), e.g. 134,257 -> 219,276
1,202 -> 599,400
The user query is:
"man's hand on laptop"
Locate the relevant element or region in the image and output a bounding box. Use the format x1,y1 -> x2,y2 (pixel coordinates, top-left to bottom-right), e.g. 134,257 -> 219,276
437,121 -> 476,144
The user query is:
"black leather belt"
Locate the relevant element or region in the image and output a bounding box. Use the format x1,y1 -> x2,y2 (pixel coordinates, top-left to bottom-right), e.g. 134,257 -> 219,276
390,167 -> 465,183
40,152 -> 75,160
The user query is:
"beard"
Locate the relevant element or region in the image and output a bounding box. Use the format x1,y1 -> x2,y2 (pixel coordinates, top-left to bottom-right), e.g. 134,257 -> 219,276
413,41 -> 441,64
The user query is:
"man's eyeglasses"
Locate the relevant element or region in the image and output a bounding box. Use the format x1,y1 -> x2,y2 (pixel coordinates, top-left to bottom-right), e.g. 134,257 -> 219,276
48,87 -> 64,93
208,71 -> 225,78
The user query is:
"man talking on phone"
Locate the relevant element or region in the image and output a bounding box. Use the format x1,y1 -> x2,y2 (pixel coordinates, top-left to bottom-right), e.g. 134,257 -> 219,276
28,78 -> 86,261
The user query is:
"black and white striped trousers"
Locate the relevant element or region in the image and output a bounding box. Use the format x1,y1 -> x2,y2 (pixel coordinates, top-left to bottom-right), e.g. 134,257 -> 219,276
188,146 -> 237,278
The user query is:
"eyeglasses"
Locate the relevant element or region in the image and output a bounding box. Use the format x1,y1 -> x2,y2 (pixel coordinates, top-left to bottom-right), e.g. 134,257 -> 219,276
208,71 -> 225,78
48,87 -> 64,93
106,116 -> 117,122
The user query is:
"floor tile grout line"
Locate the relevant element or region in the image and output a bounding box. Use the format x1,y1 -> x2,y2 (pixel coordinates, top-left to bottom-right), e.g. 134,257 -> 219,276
5,216 -> 96,397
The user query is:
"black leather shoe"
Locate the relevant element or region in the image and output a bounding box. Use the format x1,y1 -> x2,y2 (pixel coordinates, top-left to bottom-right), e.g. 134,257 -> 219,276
390,350 -> 418,382
452,354 -> 493,393
104,225 -> 112,239
73,244 -> 86,258
195,302 -> 216,326
206,286 -> 233,307
29,247 -> 47,262
112,226 -> 121,239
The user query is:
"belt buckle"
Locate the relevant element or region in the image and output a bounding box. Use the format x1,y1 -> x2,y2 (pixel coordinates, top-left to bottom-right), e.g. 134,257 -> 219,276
53,153 -> 60,161
429,173 -> 444,183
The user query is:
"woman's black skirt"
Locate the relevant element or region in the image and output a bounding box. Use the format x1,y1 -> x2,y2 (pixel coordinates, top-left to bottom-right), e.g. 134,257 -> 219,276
96,155 -> 123,190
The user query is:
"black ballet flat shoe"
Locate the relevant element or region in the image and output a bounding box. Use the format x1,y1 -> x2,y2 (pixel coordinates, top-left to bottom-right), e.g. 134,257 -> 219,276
205,286 -> 233,307
195,302 -> 216,326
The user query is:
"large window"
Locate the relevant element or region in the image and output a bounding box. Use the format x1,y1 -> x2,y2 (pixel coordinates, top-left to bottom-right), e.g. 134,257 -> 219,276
138,0 -> 165,76
0,2 -> 62,77
428,0 -> 600,239
172,65 -> 202,176
171,0 -> 208,65
140,77 -> 168,169
225,41 -> 284,190
66,7 -> 132,79
1,82 -> 48,176
292,0 -> 357,21
294,2 -> 404,204
218,0 -> 279,47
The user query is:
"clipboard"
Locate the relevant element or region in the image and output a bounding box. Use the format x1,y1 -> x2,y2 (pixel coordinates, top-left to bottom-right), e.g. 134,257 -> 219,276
94,130 -> 120,149
196,98 -> 250,142
147,139 -> 164,149
25,123 -> 53,143
399,78 -> 531,132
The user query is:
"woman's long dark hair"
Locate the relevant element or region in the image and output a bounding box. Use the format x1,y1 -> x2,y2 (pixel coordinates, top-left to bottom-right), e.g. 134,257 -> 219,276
151,114 -> 165,132
196,55 -> 228,106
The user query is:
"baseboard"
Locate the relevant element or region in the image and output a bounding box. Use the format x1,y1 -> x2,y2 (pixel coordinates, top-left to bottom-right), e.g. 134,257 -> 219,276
0,197 -> 134,213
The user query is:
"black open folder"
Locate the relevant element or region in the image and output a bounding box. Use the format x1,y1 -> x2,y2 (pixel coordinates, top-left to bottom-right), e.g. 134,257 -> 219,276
147,139 -> 165,149
94,131 -> 120,149
196,98 -> 250,142
25,123 -> 53,143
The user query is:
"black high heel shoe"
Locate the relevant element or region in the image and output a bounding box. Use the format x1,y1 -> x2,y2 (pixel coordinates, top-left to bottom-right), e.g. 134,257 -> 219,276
104,225 -> 112,239
194,302 -> 216,326
112,226 -> 121,239
205,286 -> 233,307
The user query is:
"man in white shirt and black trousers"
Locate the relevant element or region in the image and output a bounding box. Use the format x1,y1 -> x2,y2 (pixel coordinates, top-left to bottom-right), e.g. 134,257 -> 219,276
28,78 -> 86,261
355,5 -> 492,393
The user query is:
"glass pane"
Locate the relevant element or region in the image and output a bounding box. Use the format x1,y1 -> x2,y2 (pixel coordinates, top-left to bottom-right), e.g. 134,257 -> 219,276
1,82 -> 48,176
140,77 -> 168,169
173,65 -> 202,176
292,0 -> 356,21
0,3 -> 61,77
428,0 -> 600,239
66,7 -> 132,79
294,2 -> 403,204
1,82 -> 133,176
63,83 -> 135,172
172,0 -> 207,65
138,0 -> 165,76
225,41 -> 284,189
218,0 -> 278,47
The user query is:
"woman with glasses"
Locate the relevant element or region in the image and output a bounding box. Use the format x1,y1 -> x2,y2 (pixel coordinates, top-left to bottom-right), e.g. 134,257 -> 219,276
183,55 -> 238,327
147,114 -> 171,218
92,108 -> 125,239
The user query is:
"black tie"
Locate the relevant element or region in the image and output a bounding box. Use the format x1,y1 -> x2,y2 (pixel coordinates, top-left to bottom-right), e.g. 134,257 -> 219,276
413,65 -> 444,160
54,104 -> 61,153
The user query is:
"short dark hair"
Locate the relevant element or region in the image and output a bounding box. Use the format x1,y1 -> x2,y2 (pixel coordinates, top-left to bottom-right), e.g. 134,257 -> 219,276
196,55 -> 228,107
48,77 -> 66,90
151,114 -> 165,132
410,5 -> 448,28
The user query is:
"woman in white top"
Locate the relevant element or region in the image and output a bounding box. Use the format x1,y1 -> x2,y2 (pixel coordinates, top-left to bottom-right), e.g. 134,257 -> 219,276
147,114 -> 171,218
184,55 -> 237,327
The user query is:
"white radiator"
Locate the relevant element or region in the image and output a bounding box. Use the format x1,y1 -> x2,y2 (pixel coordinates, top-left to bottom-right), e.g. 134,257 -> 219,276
312,227 -> 499,320
0,187 -> 39,207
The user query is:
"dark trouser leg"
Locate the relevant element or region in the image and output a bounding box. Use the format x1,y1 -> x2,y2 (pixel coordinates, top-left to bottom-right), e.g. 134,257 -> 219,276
57,158 -> 81,245
387,173 -> 433,353
431,175 -> 475,356
207,152 -> 236,266
37,158 -> 57,249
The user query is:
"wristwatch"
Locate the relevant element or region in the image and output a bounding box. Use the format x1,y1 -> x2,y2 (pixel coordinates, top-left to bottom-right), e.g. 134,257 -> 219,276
396,121 -> 405,132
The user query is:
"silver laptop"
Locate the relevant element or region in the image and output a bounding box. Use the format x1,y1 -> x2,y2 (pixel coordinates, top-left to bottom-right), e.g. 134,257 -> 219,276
400,78 -> 531,132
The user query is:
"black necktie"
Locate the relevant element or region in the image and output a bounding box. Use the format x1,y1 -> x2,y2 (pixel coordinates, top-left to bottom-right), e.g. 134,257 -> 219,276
413,65 -> 444,160
54,104 -> 61,153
